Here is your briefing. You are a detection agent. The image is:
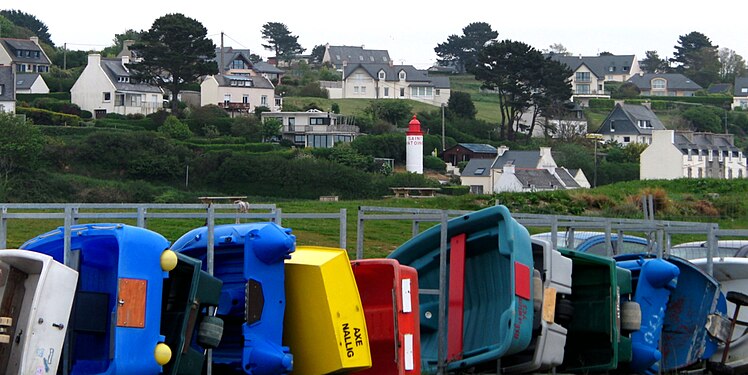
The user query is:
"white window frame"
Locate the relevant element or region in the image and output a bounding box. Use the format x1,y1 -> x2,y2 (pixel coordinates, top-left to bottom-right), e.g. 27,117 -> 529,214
378,71 -> 385,80
103,92 -> 111,102
261,95 -> 267,106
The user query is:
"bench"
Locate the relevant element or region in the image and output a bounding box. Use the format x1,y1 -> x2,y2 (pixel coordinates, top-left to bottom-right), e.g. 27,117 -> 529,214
390,187 -> 441,198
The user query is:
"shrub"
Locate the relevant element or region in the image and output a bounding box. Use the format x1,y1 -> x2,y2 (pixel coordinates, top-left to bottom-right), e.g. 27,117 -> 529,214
15,107 -> 81,126
441,185 -> 469,196
159,115 -> 193,140
589,98 -> 615,109
80,110 -> 93,119
423,155 -> 446,172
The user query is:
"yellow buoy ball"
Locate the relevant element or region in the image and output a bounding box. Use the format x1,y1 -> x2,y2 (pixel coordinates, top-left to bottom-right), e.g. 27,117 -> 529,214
154,342 -> 172,366
160,250 -> 178,272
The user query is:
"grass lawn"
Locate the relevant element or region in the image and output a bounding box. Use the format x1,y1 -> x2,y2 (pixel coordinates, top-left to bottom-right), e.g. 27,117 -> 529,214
283,97 -> 442,118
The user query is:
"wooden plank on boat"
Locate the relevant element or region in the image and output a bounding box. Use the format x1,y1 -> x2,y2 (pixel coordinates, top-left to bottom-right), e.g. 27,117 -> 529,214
117,278 -> 147,328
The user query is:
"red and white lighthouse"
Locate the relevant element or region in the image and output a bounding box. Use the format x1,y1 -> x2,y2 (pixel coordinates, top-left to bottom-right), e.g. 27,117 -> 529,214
406,115 -> 424,174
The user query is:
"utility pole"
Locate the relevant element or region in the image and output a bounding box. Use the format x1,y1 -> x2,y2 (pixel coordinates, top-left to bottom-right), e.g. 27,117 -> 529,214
220,32 -> 224,75
441,103 -> 446,152
63,43 -> 67,70
585,133 -> 603,188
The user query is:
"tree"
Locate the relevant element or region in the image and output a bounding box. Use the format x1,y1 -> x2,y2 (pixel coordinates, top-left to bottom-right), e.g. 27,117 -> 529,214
0,10 -> 53,46
599,51 -> 613,56
448,91 -> 477,119
545,43 -> 571,56
615,82 -> 641,98
0,113 -> 44,198
529,58 -> 573,140
434,22 -> 498,73
682,106 -> 722,133
670,31 -> 721,87
640,50 -> 669,74
365,100 -> 413,126
159,115 -> 192,140
261,118 -> 282,142
128,14 -> 217,113
261,22 -> 305,62
310,44 -> 326,65
718,48 -> 746,83
101,29 -> 144,57
474,40 -> 570,141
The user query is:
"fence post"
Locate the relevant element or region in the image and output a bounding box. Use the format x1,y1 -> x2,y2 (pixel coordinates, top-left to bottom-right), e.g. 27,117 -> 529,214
604,220 -> 613,256
137,207 -> 147,228
656,227 -> 664,258
437,210 -> 449,375
339,208 -> 347,250
550,216 -> 558,250
706,224 -> 717,277
0,206 -> 6,249
64,207 -> 73,267
412,220 -> 420,238
356,208 -> 365,260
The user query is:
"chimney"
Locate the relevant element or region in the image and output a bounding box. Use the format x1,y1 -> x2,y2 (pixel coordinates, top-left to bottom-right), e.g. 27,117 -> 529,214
88,53 -> 101,67
497,145 -> 509,156
118,40 -> 135,59
388,59 -> 393,67
29,36 -> 39,45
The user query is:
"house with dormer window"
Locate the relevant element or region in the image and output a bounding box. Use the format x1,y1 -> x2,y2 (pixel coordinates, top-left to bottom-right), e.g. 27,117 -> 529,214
324,62 -> 450,106
0,37 -> 51,94
71,54 -> 164,117
733,77 -> 748,110
549,54 -> 641,106
641,130 -> 747,180
627,73 -> 702,96
598,103 -> 666,145
322,45 -> 391,70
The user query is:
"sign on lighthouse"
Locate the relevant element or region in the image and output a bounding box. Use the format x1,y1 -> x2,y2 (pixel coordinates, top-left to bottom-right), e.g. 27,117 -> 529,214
406,115 -> 424,174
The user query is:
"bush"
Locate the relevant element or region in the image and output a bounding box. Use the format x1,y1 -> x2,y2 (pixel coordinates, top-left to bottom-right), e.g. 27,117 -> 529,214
32,98 -> 82,117
589,99 -> 615,109
423,155 -> 446,172
15,107 -> 81,126
441,185 -> 469,196
80,110 -> 93,119
16,92 -> 71,102
298,82 -> 329,98
159,115 -> 193,140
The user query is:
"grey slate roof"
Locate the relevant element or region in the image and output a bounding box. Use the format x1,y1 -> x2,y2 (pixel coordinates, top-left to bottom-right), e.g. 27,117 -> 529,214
216,74 -> 274,89
599,104 -> 666,136
253,61 -> 284,74
514,169 -> 563,189
327,46 -> 390,67
708,83 -> 732,94
735,77 -> 748,97
492,151 -> 541,169
627,73 -> 702,91
462,158 -> 493,177
344,63 -> 450,88
673,131 -> 740,155
459,143 -> 497,154
0,66 -> 14,101
15,73 -> 39,90
214,47 -> 252,71
0,39 -> 50,65
101,59 -> 162,93
555,168 -> 581,188
550,54 -> 637,79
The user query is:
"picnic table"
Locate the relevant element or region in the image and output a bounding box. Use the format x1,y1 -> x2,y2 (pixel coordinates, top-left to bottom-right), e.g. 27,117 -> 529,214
390,187 -> 441,198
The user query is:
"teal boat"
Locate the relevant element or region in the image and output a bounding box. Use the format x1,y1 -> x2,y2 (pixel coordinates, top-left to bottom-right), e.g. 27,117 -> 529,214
388,205 -> 534,372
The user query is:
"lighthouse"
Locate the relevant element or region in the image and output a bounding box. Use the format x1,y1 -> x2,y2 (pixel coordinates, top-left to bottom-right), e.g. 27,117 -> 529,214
406,115 -> 424,174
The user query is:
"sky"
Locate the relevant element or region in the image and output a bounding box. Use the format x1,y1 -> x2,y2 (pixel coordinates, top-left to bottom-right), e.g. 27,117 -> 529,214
3,0 -> 746,69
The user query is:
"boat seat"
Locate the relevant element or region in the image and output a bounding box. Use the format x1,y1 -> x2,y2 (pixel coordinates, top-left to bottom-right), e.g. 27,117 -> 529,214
727,291 -> 748,308
73,291 -> 109,334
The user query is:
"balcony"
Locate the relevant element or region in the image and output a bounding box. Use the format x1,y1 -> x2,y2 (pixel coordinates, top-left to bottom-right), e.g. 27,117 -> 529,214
219,102 -> 252,111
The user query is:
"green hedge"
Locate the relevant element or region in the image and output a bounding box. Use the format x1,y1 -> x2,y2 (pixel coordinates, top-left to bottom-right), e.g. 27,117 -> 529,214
16,107 -> 80,126
637,96 -> 732,108
441,185 -> 470,196
17,92 -> 71,102
38,126 -> 129,137
183,143 -> 285,153
589,99 -> 615,110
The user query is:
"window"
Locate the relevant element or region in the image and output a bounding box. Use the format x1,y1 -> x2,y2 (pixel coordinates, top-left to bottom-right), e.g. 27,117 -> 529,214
384,87 -> 389,97
361,86 -> 366,94
309,134 -> 331,148
242,95 -> 249,104
117,76 -> 130,83
103,92 -> 111,102
261,95 -> 268,106
470,185 -> 483,194
575,72 -> 591,82
310,118 -> 327,125
608,67 -> 615,72
354,86 -> 359,94
688,167 -> 692,178
652,79 -> 666,89
378,71 -> 385,80
474,168 -> 485,175
436,89 -> 440,96
370,56 -> 374,62
115,94 -> 125,106
288,117 -> 296,131
729,169 -> 733,179
610,121 -> 615,132
223,94 -> 231,104
576,84 -> 590,94
742,88 -> 748,93
623,66 -> 629,71
637,120 -> 651,128
383,56 -> 388,62
359,56 -> 364,61
698,168 -> 703,178
399,71 -> 406,80
16,64 -> 26,72
230,59 -> 248,70
334,135 -> 352,143
0,84 -> 3,95
400,88 -> 405,97
294,135 -> 305,144
623,136 -> 630,143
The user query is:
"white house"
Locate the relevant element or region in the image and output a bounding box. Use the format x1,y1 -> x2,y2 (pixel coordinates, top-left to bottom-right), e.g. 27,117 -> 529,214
733,77 -> 748,110
550,54 -> 641,106
0,66 -> 16,113
460,146 -> 589,193
0,37 -> 51,94
201,74 -> 277,114
260,109 -> 359,148
71,54 -> 164,117
641,130 -> 747,180
15,73 -> 49,94
627,73 -> 702,97
323,62 -> 450,106
597,103 -> 666,145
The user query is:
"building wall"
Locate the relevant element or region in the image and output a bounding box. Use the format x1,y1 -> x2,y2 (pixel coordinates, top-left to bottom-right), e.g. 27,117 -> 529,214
340,67 -> 450,106
493,172 -> 524,193
201,76 -> 275,111
0,100 -> 15,113
733,97 -> 748,110
71,54 -> 117,114
200,77 -> 220,107
460,176 -> 490,194
0,45 -> 11,66
641,130 -> 691,180
28,76 -> 49,94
